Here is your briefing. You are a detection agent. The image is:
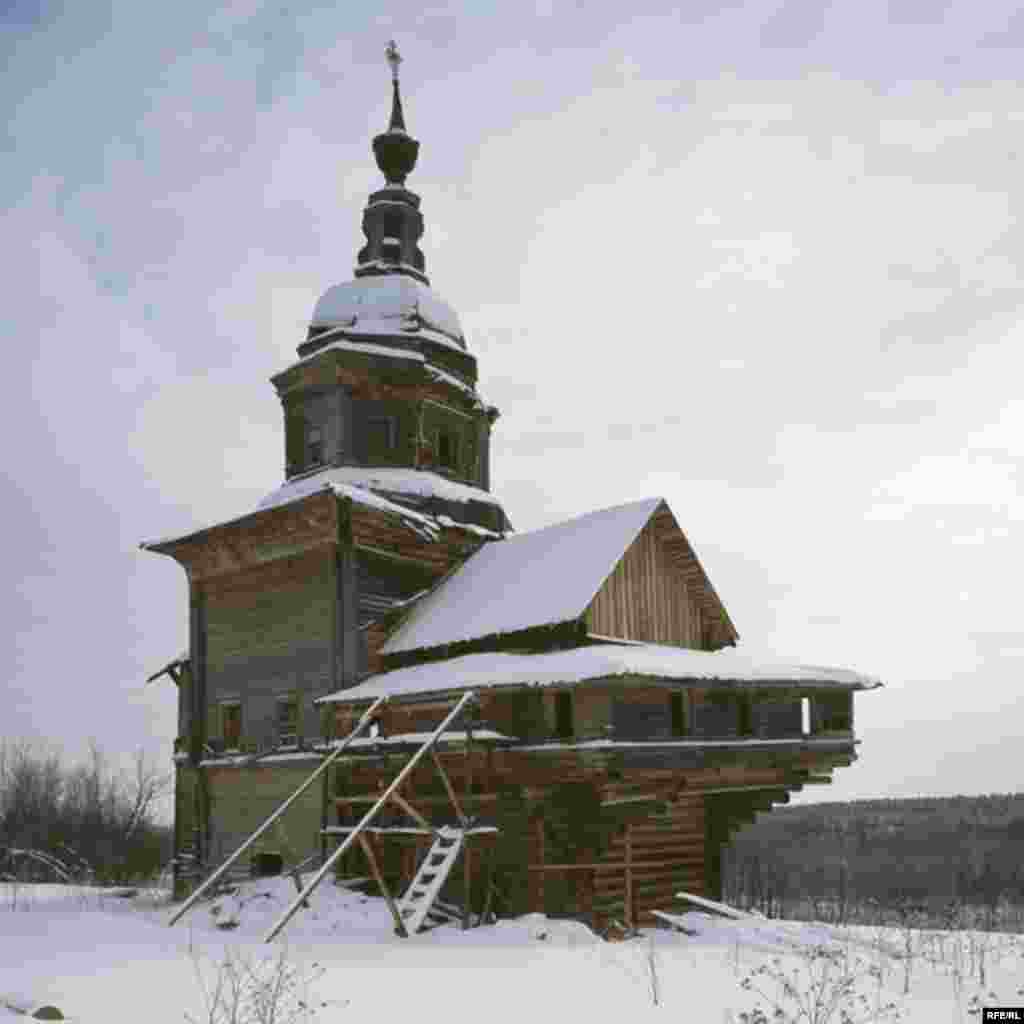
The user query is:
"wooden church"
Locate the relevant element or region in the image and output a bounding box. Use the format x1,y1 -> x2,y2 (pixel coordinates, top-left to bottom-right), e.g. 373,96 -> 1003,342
145,44 -> 879,937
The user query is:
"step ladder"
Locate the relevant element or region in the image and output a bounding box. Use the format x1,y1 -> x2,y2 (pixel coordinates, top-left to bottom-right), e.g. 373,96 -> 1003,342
396,827 -> 465,935
263,690 -> 479,943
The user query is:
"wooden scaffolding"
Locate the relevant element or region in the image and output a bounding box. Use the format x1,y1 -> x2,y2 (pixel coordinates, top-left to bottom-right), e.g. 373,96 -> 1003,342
168,691 -> 497,943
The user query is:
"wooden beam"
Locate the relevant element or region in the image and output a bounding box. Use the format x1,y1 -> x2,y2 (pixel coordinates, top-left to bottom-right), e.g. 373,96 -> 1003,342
430,749 -> 467,824
528,860 -> 699,872
388,791 -> 433,832
357,833 -> 408,938
335,792 -> 500,807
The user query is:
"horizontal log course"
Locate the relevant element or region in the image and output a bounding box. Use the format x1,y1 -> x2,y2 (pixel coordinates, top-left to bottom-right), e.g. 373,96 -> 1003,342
614,827 -> 704,840
600,880 -> 705,903
527,858 -> 702,873
334,792 -> 500,806
612,824 -> 704,838
609,844 -> 705,860
617,830 -> 703,844
615,834 -> 704,848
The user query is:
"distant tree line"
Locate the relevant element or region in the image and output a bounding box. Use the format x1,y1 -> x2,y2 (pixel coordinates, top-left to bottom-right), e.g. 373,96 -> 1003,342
722,793 -> 1024,931
0,741 -> 173,885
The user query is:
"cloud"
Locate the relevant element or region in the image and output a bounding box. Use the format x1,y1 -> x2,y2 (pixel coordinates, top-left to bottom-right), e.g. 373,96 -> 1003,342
4,2 -> 1024,804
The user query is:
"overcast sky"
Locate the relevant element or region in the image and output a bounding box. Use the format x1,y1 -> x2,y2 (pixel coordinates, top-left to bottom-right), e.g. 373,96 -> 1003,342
3,0 -> 1023,812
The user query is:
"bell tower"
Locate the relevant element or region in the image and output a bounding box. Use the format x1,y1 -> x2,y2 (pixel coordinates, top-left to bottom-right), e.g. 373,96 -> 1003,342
269,42 -> 508,535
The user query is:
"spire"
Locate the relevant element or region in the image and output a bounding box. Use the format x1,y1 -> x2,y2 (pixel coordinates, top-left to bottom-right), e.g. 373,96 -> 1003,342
373,41 -> 419,186
357,42 -> 428,283
386,39 -> 407,132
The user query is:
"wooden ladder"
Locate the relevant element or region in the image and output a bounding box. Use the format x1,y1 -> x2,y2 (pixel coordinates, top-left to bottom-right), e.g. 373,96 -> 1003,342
396,827 -> 465,935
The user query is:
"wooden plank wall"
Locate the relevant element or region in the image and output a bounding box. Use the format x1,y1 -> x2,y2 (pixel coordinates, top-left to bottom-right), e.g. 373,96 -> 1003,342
593,795 -> 706,925
204,760 -> 324,869
204,549 -> 334,748
586,519 -> 704,648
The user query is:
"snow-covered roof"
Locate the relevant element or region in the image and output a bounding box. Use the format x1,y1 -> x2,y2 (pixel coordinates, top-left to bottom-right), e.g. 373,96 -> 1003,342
311,276 -> 466,349
258,466 -> 504,514
143,478 -> 443,551
381,498 -> 663,655
318,643 -> 883,703
284,337 -> 426,374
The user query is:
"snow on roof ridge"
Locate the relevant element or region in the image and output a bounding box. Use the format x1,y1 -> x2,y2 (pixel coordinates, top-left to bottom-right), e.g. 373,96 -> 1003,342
381,497 -> 665,655
144,474 -> 446,551
319,642 -> 883,703
258,478 -> 439,535
289,335 -> 425,368
259,466 -> 503,512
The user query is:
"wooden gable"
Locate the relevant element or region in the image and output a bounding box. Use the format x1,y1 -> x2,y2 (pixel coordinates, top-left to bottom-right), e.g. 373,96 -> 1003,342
585,501 -> 737,651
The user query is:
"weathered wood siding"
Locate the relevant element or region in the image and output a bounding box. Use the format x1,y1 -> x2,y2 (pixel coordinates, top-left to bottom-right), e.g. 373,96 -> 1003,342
204,550 -> 335,748
204,760 -> 323,868
351,398 -> 415,467
586,518 -> 704,647
593,795 -> 707,923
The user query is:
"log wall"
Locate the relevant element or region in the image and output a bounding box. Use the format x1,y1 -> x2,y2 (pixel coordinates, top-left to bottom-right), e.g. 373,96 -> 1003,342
593,795 -> 707,925
203,549 -> 335,749
204,759 -> 324,869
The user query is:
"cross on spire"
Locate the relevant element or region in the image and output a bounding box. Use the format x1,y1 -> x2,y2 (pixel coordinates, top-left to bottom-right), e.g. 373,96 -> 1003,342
386,39 -> 402,82
372,39 -> 417,181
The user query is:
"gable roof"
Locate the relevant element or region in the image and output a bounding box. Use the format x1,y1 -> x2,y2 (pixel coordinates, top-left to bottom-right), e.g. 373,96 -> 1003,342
382,496 -> 708,656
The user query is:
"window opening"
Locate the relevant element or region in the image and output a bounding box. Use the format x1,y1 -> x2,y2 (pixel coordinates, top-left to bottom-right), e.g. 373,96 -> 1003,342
367,417 -> 395,452
222,702 -> 241,750
670,692 -> 686,737
277,696 -> 299,747
306,425 -> 324,467
437,429 -> 459,470
555,691 -> 573,740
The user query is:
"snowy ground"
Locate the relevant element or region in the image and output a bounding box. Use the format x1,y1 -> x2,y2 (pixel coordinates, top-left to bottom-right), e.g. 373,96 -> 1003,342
2,879 -> 1023,1022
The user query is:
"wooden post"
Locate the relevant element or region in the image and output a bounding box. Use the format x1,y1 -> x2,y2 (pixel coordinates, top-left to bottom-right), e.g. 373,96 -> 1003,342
465,710 -> 474,809
704,798 -> 723,902
389,790 -> 432,832
625,825 -> 634,932
462,838 -> 472,930
357,833 -> 408,938
481,839 -> 495,923
530,817 -> 546,913
429,749 -> 467,824
401,843 -> 414,889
